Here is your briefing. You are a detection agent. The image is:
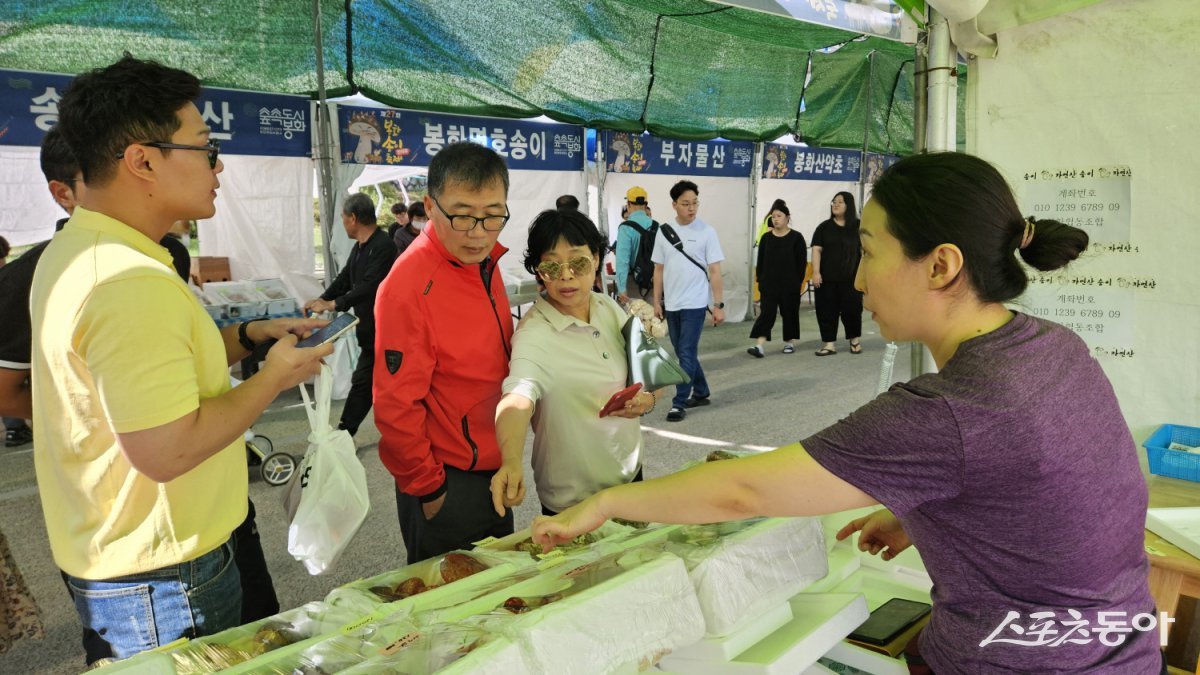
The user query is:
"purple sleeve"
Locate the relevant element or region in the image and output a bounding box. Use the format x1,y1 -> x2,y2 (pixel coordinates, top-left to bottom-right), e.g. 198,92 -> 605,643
802,383 -> 964,517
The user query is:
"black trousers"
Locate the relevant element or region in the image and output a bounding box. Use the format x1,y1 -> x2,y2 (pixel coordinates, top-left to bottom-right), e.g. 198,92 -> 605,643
750,290 -> 801,342
232,498 -> 280,624
339,327 -> 375,437
396,465 -> 514,565
70,498 -> 279,665
814,280 -> 863,343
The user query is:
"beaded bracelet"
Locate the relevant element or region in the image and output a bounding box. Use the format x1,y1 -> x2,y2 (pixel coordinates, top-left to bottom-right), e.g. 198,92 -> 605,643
640,390 -> 656,417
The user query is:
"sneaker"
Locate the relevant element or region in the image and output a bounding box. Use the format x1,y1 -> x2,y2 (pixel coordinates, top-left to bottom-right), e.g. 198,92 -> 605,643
747,345 -> 765,358
666,407 -> 687,422
5,426 -> 33,448
683,396 -> 711,408
782,344 -> 795,354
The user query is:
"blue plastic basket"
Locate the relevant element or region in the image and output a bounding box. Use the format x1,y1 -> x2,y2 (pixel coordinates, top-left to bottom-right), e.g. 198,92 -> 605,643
1144,424 -> 1200,482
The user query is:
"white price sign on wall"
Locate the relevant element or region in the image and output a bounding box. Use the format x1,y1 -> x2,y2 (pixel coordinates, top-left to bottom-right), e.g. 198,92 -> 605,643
1015,283 -> 1134,350
1021,166 -> 1131,244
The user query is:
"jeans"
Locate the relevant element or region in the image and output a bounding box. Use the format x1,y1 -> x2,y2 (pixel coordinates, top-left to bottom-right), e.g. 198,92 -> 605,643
65,540 -> 241,660
665,307 -> 710,409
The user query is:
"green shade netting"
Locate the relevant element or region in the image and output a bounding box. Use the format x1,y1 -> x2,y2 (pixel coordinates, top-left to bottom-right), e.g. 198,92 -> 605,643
1,0 -> 944,152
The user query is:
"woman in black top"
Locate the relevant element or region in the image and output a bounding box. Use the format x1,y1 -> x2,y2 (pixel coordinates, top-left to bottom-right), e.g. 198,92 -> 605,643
811,191 -> 864,355
748,199 -> 807,357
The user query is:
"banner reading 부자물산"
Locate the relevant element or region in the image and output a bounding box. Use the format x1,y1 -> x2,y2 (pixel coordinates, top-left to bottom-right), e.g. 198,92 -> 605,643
604,131 -> 756,178
335,105 -> 584,171
0,69 -> 311,157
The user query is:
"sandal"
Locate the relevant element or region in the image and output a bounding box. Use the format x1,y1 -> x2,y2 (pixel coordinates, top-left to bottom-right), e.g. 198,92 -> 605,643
814,347 -> 837,356
850,343 -> 862,354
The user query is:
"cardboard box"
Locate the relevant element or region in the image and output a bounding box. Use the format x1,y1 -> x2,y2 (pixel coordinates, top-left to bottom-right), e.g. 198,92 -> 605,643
195,256 -> 231,283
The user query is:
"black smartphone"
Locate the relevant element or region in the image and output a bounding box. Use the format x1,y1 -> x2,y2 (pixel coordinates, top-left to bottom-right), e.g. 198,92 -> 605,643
847,598 -> 932,646
296,313 -> 359,348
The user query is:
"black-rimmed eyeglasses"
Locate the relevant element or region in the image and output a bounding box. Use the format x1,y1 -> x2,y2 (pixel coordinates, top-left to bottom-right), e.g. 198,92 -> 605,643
117,140 -> 221,169
429,193 -> 509,232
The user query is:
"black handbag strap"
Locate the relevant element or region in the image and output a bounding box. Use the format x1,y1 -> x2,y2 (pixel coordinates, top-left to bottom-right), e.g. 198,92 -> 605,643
659,223 -> 708,279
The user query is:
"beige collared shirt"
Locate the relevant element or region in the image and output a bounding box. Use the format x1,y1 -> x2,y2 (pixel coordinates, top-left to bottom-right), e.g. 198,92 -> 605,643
503,293 -> 642,512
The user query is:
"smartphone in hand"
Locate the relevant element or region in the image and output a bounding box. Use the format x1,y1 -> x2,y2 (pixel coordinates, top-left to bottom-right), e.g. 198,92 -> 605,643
599,383 -> 643,417
296,313 -> 359,348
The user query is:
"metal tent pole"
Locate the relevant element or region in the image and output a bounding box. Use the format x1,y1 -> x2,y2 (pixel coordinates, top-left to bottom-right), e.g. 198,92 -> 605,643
312,0 -> 339,281
927,8 -> 954,153
747,142 -> 762,322
909,6 -> 954,378
858,51 -> 876,209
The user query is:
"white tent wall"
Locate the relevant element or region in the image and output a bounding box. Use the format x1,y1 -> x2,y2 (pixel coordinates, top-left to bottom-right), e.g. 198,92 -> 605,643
199,154 -> 315,284
755,179 -> 860,245
0,145 -> 62,246
326,163 -> 428,272
969,0 -> 1200,442
328,164 -> 584,287
602,172 -> 752,323
495,168 -> 587,283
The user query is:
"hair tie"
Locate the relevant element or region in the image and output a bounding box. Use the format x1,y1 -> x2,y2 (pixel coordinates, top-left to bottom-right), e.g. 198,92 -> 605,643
1019,217 -> 1036,250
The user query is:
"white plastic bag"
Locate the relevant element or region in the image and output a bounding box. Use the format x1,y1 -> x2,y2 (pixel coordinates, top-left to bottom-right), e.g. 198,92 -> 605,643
329,312 -> 359,400
286,364 -> 370,575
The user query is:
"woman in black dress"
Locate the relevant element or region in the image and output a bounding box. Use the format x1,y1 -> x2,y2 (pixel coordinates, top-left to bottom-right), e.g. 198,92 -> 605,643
811,191 -> 864,355
748,199 -> 807,357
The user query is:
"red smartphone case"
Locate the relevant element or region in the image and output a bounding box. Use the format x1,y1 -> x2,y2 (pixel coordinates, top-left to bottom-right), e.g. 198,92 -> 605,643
599,383 -> 644,417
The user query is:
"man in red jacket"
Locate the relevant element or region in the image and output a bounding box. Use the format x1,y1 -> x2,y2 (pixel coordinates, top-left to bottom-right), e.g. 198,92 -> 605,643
374,143 -> 518,563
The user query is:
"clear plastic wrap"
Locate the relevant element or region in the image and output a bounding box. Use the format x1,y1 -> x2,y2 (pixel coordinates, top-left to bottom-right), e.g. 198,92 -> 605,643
324,549 -> 534,615
473,519 -> 637,560
663,517 -> 828,636
168,600 -> 364,673
242,611 -> 528,675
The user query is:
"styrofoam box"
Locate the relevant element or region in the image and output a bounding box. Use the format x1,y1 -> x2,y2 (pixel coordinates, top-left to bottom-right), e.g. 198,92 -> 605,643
666,517 -> 828,637
436,550 -> 706,675
203,280 -> 269,305
1146,506 -> 1200,560
657,592 -> 868,675
434,636 -> 530,673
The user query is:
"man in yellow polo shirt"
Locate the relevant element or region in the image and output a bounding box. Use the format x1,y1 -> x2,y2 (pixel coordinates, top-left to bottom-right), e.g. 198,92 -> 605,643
30,55 -> 332,661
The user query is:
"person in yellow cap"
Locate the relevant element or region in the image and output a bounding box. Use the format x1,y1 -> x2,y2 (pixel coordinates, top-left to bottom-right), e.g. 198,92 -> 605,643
614,186 -> 657,303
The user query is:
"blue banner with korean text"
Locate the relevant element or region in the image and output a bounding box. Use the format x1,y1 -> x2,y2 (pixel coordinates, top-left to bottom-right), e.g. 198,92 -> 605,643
0,69 -> 311,157
863,152 -> 902,184
603,131 -> 755,178
336,105 -> 584,171
761,144 -> 862,182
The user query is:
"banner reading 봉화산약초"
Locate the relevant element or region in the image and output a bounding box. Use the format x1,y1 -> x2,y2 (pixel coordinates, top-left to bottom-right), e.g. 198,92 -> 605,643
0,69 -> 311,157
336,105 -> 584,171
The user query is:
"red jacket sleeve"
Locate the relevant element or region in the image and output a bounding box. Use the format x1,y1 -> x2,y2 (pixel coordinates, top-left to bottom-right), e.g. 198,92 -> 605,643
373,271 -> 445,500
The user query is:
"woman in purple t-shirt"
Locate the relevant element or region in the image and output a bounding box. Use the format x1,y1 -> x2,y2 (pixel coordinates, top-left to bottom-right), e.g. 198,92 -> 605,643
533,152 -> 1161,674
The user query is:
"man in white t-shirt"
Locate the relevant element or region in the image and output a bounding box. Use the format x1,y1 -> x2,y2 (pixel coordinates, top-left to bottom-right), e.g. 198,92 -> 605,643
651,180 -> 725,422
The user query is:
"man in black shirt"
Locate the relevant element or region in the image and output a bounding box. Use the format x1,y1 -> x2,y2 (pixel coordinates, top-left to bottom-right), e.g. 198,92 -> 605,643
304,193 -> 398,436
0,130 -> 82,445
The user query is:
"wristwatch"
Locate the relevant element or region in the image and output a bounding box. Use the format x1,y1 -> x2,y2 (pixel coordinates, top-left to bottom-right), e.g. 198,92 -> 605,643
713,302 -> 725,309
238,318 -> 268,351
